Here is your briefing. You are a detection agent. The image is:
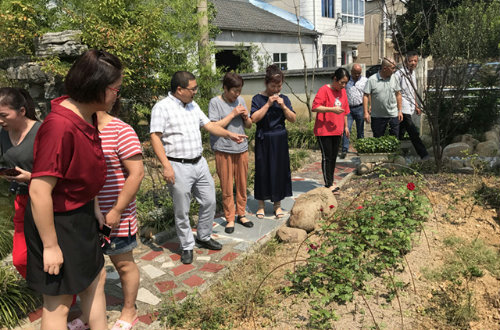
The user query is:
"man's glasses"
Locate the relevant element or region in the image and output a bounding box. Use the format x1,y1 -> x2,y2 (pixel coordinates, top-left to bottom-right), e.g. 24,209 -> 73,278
108,86 -> 121,97
183,86 -> 199,92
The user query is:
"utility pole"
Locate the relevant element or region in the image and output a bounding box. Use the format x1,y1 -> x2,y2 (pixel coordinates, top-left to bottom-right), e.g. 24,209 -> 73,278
197,0 -> 210,68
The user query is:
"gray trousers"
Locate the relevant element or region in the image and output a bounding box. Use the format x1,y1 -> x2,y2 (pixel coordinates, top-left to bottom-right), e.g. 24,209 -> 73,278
168,157 -> 216,250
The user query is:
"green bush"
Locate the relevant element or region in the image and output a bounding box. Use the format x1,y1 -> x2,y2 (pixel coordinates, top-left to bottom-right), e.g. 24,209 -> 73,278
354,135 -> 400,153
0,266 -> 40,329
287,119 -> 317,149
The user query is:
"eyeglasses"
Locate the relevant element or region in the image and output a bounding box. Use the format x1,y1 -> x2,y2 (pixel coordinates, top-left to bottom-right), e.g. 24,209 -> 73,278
183,86 -> 199,92
108,86 -> 120,97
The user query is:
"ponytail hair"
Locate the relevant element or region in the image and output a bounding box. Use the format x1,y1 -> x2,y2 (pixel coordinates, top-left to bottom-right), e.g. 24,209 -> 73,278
0,87 -> 38,120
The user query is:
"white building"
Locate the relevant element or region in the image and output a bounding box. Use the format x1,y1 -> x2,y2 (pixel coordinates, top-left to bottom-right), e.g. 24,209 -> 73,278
267,0 -> 365,67
212,0 -> 320,71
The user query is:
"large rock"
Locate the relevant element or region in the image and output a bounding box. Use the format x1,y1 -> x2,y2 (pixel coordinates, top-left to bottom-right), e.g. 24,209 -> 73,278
442,142 -> 473,158
475,140 -> 499,157
35,30 -> 88,58
276,227 -> 307,243
484,131 -> 499,144
420,134 -> 433,148
6,63 -> 48,84
288,187 -> 337,232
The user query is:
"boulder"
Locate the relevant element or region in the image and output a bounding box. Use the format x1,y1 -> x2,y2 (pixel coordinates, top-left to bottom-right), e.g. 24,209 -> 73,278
288,187 -> 337,232
420,134 -> 433,148
475,140 -> 499,157
276,227 -> 307,243
461,134 -> 480,149
442,142 -> 473,158
393,155 -> 407,166
484,131 -> 499,144
357,163 -> 374,175
35,30 -> 87,58
448,159 -> 465,170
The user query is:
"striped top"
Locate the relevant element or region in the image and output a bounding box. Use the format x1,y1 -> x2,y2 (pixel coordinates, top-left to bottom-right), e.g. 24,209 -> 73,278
97,118 -> 142,237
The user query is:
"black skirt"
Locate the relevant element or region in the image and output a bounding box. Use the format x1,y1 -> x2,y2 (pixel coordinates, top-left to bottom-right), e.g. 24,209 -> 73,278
24,200 -> 104,296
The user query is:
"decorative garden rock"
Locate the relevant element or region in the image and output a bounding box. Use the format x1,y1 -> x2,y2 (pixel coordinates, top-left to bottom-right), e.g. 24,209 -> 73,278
475,140 -> 499,157
288,187 -> 337,233
442,142 -> 473,158
276,227 -> 307,243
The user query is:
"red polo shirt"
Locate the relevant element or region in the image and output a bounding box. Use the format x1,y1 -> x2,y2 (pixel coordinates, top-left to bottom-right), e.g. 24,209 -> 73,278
31,96 -> 106,212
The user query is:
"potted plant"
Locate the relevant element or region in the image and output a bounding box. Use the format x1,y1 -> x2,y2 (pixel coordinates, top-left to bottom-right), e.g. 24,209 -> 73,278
354,135 -> 400,163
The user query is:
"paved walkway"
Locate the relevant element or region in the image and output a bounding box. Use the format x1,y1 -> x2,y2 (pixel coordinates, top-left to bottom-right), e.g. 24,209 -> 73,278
17,152 -> 359,330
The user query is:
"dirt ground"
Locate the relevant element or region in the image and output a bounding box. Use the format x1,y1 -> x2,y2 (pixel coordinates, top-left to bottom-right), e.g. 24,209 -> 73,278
232,173 -> 500,330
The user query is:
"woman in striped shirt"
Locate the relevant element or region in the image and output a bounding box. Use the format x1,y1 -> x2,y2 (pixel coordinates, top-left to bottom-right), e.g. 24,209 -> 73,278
95,99 -> 144,330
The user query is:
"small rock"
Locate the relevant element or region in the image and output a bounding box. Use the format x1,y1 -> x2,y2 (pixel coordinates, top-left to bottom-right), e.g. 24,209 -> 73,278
276,227 -> 307,243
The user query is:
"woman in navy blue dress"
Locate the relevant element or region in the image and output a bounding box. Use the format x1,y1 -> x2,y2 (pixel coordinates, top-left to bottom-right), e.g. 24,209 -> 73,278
251,64 -> 296,218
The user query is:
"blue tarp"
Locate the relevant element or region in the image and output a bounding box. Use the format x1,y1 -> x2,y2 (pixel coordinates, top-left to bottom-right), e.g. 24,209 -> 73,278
249,0 -> 316,31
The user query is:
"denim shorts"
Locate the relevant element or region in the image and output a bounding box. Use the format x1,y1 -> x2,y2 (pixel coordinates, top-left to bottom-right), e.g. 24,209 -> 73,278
102,234 -> 137,256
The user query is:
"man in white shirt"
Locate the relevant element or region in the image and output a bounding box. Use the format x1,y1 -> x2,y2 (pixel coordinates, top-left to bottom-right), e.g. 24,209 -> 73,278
150,71 -> 247,264
395,51 -> 429,159
342,63 -> 368,158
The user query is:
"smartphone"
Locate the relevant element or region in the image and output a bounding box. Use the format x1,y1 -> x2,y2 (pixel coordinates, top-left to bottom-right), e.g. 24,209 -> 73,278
99,224 -> 112,237
0,168 -> 21,176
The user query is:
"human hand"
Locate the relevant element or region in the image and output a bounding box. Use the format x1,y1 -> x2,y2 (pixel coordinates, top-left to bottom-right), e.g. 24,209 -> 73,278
163,164 -> 175,185
268,94 -> 280,106
232,104 -> 246,117
331,107 -> 344,114
276,96 -> 285,108
43,245 -> 64,275
105,208 -> 121,229
364,113 -> 371,123
398,112 -> 403,122
416,106 -> 422,115
95,208 -> 105,229
229,132 -> 248,143
344,128 -> 350,138
5,167 -> 30,183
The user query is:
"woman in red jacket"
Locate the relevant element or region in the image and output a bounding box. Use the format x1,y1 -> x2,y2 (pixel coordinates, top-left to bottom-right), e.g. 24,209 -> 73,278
312,67 -> 350,194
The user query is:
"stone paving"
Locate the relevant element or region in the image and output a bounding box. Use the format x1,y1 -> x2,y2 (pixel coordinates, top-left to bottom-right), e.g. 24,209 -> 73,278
16,152 -> 359,330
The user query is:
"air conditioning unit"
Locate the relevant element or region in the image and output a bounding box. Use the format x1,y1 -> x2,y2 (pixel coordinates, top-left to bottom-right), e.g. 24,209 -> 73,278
352,49 -> 359,58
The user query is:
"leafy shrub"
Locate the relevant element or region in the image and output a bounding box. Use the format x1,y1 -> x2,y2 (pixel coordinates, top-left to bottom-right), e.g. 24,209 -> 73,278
286,177 -> 430,328
354,135 -> 400,153
0,266 -> 40,329
0,181 -> 14,259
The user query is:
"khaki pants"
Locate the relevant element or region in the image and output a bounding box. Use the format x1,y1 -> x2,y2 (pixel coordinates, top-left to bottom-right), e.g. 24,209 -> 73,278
215,151 -> 248,223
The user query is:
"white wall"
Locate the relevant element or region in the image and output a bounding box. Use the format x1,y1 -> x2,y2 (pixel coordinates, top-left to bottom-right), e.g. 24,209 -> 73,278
215,30 -> 317,71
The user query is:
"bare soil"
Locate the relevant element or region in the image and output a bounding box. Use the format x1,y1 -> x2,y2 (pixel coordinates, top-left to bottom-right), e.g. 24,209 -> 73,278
229,173 -> 500,329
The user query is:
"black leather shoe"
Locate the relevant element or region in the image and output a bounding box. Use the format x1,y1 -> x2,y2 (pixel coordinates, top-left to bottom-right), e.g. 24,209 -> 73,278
225,224 -> 235,234
195,237 -> 222,250
181,249 -> 193,264
237,216 -> 254,228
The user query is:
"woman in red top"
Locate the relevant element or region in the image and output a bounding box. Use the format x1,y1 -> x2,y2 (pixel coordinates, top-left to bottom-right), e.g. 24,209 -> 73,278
312,67 -> 350,194
24,49 -> 122,330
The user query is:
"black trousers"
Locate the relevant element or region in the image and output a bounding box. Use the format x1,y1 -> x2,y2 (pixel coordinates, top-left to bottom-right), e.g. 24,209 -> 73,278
371,117 -> 400,138
317,135 -> 342,188
399,114 -> 428,159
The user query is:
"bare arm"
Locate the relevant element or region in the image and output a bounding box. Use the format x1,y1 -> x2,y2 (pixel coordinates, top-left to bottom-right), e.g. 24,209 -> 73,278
29,176 -> 63,275
344,115 -> 350,138
312,106 -> 345,114
150,132 -> 175,184
213,103 -> 249,128
363,93 -> 371,123
203,122 -> 247,143
396,91 -> 403,121
103,155 -> 144,228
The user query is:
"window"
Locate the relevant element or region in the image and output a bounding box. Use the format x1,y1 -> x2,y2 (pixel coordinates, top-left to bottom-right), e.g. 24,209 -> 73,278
273,53 -> 287,71
322,45 -> 336,68
322,0 -> 334,18
342,0 -> 364,25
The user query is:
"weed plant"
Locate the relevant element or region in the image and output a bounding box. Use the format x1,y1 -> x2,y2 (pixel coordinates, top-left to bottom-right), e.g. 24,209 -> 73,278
0,266 -> 40,329
286,176 -> 430,329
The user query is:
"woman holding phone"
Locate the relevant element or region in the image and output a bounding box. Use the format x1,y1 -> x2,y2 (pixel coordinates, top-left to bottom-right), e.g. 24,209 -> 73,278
0,87 -> 40,278
208,72 -> 253,234
312,67 -> 350,194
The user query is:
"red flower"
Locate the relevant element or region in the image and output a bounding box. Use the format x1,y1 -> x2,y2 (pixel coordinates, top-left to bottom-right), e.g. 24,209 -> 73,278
357,206 -> 363,209
329,205 -> 335,209
370,216 -> 374,220
309,243 -> 319,250
407,182 -> 416,191
320,208 -> 323,212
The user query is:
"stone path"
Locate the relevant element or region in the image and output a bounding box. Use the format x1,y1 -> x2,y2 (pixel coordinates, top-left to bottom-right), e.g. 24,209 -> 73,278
16,151 -> 358,330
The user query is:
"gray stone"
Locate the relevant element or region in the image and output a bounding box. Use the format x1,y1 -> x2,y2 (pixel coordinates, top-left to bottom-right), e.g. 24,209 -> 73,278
7,63 -> 49,84
136,288 -> 161,305
35,30 -> 87,58
455,167 -> 474,174
393,155 -> 407,166
475,140 -> 499,157
420,134 -> 433,148
484,131 -> 499,144
442,142 -> 473,158
276,227 -> 307,243
288,187 -> 337,233
357,163 -> 374,175
461,134 -> 480,149
448,159 -> 465,170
